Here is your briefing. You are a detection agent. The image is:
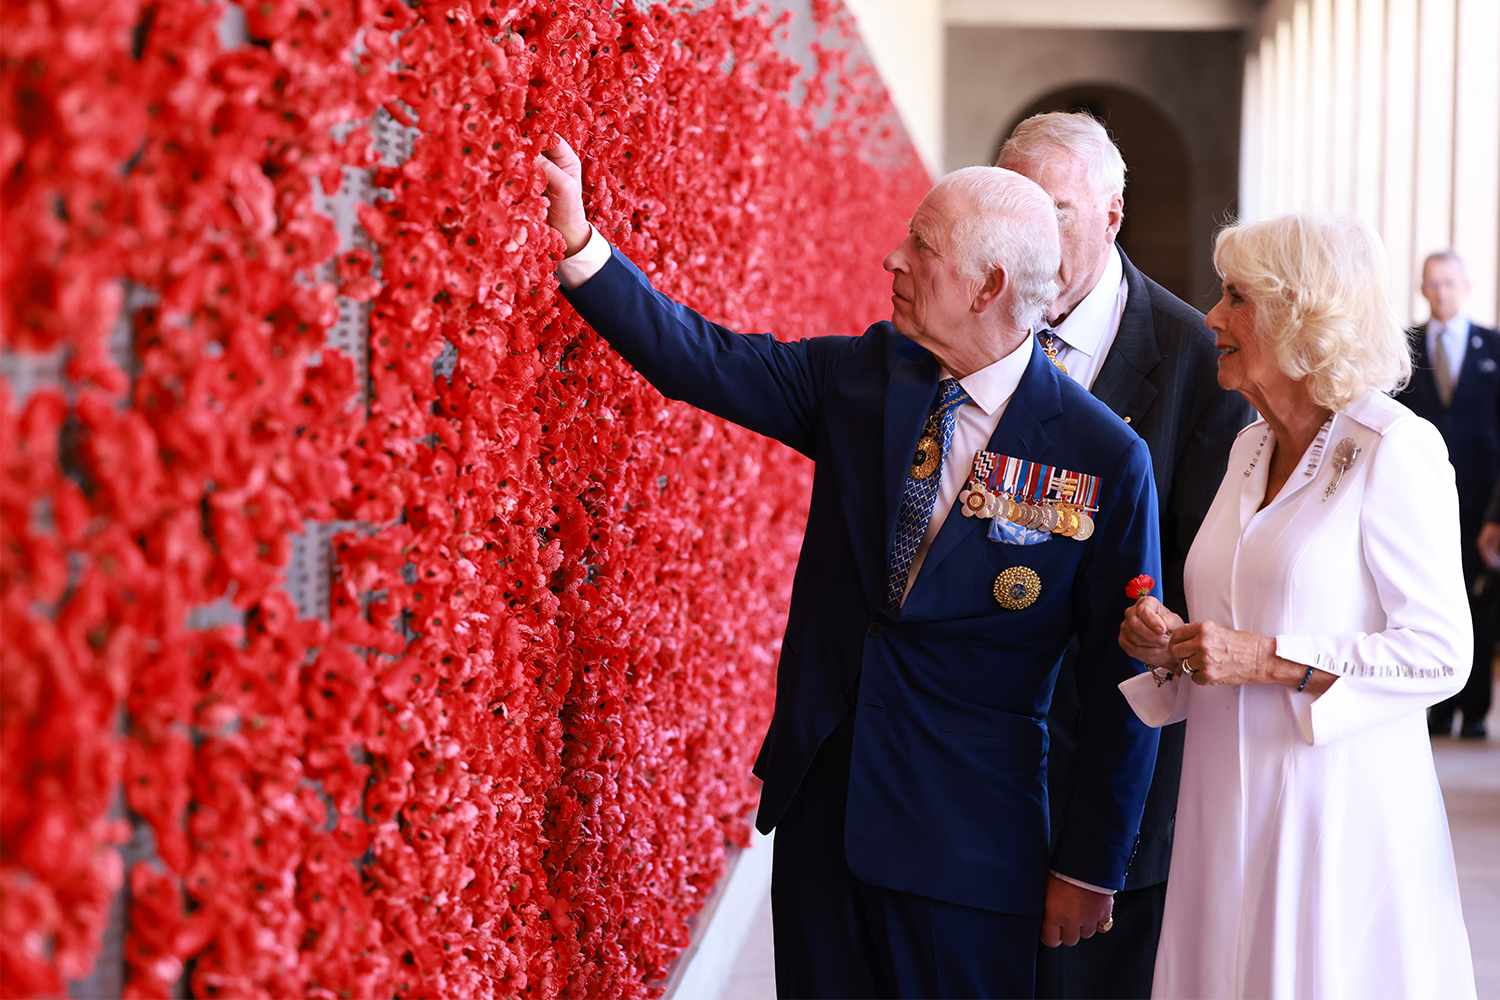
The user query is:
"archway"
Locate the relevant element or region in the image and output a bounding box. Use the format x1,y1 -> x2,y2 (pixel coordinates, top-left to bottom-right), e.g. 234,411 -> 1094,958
996,84 -> 1198,307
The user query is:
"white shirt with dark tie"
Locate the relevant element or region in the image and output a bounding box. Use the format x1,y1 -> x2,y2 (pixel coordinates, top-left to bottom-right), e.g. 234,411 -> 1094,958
1425,315 -> 1471,404
1040,245 -> 1129,391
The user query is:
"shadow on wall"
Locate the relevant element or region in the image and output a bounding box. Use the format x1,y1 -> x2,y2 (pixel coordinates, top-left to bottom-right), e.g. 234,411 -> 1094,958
996,84 -> 1196,307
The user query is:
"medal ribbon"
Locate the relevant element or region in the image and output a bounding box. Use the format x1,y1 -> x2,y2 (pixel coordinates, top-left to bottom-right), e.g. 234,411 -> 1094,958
968,452 -> 1101,512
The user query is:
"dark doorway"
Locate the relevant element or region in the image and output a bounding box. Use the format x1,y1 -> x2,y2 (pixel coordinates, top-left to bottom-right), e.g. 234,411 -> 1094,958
996,84 -> 1196,306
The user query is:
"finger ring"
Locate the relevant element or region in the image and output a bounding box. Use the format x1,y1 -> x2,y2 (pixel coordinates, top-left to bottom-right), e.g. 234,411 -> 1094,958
1180,659 -> 1196,675
1098,917 -> 1114,933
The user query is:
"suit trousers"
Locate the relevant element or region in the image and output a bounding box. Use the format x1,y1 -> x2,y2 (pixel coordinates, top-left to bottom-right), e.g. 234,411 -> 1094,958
771,712 -> 1040,999
1033,880 -> 1167,999
1433,570 -> 1498,726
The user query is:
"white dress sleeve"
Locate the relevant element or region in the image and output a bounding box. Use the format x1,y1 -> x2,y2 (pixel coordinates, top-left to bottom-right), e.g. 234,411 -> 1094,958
1275,417 -> 1473,745
1118,670 -> 1191,727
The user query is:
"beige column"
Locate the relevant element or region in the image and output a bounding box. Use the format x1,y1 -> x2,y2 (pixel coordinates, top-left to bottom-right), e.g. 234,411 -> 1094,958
1452,0 -> 1500,324
1411,0 -> 1457,320
1329,0 -> 1359,213
1381,0 -> 1418,322
1290,1 -> 1313,209
1351,0 -> 1386,227
1242,51 -> 1263,220
1311,0 -> 1336,209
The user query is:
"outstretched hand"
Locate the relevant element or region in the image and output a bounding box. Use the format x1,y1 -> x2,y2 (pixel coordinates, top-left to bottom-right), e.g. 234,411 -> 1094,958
536,134 -> 591,256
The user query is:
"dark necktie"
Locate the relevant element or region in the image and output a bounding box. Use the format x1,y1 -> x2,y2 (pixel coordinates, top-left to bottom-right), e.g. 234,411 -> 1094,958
885,378 -> 972,607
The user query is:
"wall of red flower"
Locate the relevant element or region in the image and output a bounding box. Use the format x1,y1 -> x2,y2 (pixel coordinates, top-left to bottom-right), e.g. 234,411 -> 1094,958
0,0 -> 928,995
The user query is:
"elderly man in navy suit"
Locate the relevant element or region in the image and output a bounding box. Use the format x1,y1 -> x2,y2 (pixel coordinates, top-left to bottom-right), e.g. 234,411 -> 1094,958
538,137 -> 1161,998
1399,250 -> 1500,740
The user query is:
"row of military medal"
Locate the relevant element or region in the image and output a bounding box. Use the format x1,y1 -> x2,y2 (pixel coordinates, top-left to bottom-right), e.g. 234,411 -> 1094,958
958,481 -> 1096,541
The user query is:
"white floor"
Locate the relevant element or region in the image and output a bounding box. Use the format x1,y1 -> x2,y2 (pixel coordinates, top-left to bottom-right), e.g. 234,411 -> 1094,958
716,688 -> 1500,1000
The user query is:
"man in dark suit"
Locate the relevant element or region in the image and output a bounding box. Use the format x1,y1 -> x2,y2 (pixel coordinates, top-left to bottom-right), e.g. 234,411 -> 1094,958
539,135 -> 1161,997
1398,250 -> 1500,740
997,112 -> 1254,999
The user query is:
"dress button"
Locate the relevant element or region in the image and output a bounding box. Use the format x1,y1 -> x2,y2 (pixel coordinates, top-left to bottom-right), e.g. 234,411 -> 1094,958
867,622 -> 883,636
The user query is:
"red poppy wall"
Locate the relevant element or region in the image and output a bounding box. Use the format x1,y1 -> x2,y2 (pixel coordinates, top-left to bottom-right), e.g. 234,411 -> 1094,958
0,0 -> 928,995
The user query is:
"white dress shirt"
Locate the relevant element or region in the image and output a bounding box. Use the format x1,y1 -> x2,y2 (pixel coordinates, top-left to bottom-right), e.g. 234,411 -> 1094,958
1043,245 -> 1129,391
1425,315 -> 1471,403
899,341 -> 1033,603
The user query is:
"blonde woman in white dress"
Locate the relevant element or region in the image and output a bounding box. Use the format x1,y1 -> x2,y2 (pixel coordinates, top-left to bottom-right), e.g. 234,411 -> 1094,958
1117,215 -> 1477,1000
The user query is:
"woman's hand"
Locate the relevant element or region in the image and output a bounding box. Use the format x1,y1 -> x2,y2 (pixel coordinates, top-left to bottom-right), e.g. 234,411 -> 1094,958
1167,621 -> 1276,686
1119,596 -> 1186,668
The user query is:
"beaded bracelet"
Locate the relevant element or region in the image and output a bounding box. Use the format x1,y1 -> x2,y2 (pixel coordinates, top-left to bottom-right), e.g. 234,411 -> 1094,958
1296,664 -> 1315,692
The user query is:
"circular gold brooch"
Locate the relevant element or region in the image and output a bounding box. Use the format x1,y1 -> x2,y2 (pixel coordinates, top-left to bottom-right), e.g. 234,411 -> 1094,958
993,566 -> 1042,610
910,434 -> 941,480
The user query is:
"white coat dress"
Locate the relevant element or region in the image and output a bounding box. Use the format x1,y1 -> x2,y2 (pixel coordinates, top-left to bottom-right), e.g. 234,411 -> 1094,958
1120,391 -> 1477,1000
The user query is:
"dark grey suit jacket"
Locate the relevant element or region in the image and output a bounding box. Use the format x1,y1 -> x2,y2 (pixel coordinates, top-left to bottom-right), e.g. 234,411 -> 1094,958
1047,248 -> 1255,889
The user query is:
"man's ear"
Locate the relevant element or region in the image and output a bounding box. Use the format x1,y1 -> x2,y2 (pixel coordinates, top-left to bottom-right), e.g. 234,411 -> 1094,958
1106,192 -> 1124,243
971,264 -> 1008,316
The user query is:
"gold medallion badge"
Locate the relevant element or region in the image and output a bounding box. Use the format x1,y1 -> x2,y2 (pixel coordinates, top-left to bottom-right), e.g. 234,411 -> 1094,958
993,566 -> 1042,610
911,434 -> 941,480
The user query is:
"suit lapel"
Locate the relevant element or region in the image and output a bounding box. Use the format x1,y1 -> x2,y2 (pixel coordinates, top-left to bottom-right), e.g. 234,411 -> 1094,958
1089,249 -> 1160,422
881,335 -> 940,574
1407,327 -> 1444,410
1450,325 -> 1492,406
911,342 -> 1064,591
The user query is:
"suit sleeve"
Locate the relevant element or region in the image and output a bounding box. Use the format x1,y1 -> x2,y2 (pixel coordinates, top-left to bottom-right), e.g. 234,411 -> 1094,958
560,245 -> 840,458
1488,481 -> 1500,524
1277,418 -> 1473,745
1051,437 -> 1162,890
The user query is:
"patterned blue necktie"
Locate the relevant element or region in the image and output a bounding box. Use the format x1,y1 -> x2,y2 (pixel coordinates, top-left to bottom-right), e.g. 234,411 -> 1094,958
886,377 -> 972,608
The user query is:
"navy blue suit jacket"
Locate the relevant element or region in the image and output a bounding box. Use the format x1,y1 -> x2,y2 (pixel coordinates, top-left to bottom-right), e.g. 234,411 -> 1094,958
1396,321 -> 1500,578
562,248 -> 1161,915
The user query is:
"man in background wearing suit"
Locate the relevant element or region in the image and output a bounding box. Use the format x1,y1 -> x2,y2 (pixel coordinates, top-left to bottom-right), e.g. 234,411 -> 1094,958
1399,250 -> 1499,740
997,113 -> 1254,1000
538,135 -> 1161,998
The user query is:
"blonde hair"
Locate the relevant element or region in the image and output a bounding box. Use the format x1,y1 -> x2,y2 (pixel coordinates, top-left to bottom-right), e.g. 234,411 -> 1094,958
1213,215 -> 1411,410
996,111 -> 1127,201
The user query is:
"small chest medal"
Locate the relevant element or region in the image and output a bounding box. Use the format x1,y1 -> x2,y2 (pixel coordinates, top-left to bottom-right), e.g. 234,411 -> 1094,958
960,451 -> 1103,541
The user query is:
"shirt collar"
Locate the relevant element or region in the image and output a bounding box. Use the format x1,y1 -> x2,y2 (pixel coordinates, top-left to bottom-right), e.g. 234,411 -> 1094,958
941,333 -> 1034,416
1047,245 -> 1124,356
1427,315 -> 1470,341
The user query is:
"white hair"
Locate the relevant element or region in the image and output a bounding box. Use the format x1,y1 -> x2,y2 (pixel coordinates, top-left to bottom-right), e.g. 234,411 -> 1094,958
1213,214 -> 1412,410
934,166 -> 1061,331
996,111 -> 1127,202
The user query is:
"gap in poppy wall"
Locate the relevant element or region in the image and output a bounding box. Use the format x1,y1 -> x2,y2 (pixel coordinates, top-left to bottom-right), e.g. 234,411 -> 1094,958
0,0 -> 929,996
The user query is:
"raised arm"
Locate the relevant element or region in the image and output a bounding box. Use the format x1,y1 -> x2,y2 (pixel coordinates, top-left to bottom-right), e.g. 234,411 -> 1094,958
538,136 -> 838,457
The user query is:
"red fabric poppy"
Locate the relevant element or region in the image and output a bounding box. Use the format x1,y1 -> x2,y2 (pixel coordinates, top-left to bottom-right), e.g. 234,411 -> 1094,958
2,0 -> 928,993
